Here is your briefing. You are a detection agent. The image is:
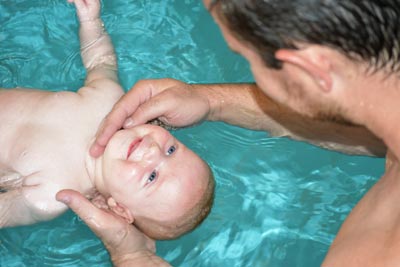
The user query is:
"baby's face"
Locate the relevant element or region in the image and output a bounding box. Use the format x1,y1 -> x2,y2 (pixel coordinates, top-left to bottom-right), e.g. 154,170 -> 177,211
102,124 -> 209,221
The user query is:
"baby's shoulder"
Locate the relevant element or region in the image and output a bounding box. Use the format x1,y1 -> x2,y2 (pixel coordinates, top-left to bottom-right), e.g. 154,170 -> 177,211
77,80 -> 123,105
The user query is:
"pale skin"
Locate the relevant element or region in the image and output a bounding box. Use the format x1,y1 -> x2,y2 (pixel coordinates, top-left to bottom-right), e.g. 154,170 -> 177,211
0,0 -> 122,226
65,0 -> 400,266
1,0 -> 211,265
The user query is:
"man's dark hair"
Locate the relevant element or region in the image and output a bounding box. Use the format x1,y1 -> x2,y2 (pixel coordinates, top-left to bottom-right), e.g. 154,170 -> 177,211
210,0 -> 400,72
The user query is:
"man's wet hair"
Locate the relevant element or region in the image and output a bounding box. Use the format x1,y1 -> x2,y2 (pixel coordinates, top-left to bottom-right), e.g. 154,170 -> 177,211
210,0 -> 400,73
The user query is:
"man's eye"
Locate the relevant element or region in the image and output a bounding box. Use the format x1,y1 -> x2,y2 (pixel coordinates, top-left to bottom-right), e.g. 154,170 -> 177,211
147,170 -> 157,183
166,145 -> 176,155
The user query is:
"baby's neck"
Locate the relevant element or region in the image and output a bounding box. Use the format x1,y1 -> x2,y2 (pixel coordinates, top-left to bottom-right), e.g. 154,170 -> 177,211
84,145 -> 109,198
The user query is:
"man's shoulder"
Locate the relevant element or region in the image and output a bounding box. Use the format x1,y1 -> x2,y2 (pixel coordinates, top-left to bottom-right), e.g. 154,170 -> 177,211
385,149 -> 397,170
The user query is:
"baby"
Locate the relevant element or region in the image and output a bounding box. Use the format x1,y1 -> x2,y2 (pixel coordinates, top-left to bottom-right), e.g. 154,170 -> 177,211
0,0 -> 214,240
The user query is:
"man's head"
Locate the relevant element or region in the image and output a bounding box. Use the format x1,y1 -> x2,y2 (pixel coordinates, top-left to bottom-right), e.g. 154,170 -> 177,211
101,124 -> 214,240
205,0 -> 400,124
208,0 -> 400,71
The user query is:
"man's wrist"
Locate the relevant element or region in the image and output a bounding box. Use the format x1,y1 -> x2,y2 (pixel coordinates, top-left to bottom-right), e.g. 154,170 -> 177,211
192,83 -> 224,122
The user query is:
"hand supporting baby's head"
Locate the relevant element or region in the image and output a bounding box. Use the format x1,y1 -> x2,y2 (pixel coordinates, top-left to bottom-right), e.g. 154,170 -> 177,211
107,150 -> 215,240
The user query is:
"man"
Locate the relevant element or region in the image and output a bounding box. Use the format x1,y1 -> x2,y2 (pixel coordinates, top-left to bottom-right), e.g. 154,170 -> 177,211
59,0 -> 400,266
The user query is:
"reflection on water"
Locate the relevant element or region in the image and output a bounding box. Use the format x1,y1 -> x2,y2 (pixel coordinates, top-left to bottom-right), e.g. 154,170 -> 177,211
167,122 -> 382,267
0,1 -> 384,266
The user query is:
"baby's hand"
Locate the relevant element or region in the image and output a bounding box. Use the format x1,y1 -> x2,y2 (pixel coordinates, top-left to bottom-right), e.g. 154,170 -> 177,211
68,0 -> 101,22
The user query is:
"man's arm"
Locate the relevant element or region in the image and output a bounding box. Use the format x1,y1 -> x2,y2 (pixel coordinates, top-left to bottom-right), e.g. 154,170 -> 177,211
90,79 -> 386,157
202,83 -> 386,156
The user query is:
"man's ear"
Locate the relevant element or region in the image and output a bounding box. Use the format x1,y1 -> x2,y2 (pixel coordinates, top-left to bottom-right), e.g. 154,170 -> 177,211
275,48 -> 333,92
107,197 -> 134,224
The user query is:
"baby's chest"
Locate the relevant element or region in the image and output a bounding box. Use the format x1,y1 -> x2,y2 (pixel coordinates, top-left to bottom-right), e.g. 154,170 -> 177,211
22,173 -> 68,216
10,125 -> 84,173
18,153 -> 84,218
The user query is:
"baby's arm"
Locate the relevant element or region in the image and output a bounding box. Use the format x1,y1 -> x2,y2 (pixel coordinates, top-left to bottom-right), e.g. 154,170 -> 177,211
0,168 -> 21,227
0,190 -> 66,228
69,0 -> 122,94
0,162 -> 68,228
0,168 -> 23,192
0,166 -> 28,227
0,188 -> 34,227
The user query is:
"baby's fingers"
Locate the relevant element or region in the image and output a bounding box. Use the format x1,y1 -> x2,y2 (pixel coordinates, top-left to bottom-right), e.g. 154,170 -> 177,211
68,0 -> 87,10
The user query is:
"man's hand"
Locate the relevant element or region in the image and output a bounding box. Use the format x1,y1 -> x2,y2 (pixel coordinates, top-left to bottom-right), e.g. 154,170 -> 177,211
56,189 -> 170,266
90,78 -> 211,157
68,0 -> 101,22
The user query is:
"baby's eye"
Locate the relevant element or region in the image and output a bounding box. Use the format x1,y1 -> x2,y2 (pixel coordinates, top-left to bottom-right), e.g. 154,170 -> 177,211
147,170 -> 157,183
166,145 -> 176,155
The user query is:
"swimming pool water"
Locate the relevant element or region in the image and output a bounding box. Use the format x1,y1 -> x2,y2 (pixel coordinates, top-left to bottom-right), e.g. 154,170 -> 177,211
0,1 -> 385,266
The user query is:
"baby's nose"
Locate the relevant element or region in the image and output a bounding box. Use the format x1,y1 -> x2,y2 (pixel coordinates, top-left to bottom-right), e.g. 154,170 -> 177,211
142,142 -> 162,161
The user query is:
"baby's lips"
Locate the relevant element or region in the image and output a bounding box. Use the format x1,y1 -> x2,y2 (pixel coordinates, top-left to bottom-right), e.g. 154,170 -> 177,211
128,135 -> 153,161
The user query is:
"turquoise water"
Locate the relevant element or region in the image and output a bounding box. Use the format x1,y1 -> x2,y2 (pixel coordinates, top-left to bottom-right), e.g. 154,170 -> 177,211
0,1 -> 385,266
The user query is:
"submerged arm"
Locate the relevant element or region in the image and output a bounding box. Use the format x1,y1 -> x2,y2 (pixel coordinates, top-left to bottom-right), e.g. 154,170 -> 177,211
0,168 -> 23,192
70,0 -> 122,94
0,189 -> 33,227
203,83 -> 386,156
0,188 -> 64,228
0,170 -> 62,228
0,168 -> 23,227
79,17 -> 118,85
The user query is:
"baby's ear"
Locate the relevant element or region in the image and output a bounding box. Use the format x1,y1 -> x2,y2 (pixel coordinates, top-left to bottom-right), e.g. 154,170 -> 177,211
107,197 -> 134,223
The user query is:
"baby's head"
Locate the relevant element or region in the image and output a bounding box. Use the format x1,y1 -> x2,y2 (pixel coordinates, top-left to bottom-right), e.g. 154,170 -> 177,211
101,124 -> 214,240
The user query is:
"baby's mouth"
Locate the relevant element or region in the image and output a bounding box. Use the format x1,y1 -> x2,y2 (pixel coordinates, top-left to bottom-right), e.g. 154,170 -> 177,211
126,138 -> 142,159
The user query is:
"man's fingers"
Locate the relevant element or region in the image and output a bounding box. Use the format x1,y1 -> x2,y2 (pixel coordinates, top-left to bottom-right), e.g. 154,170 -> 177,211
127,93 -> 175,127
122,78 -> 181,117
90,79 -> 182,158
89,81 -> 154,157
89,142 -> 105,158
90,99 -> 136,157
89,107 -> 132,157
56,189 -> 108,230
89,119 -> 121,157
121,79 -> 187,128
